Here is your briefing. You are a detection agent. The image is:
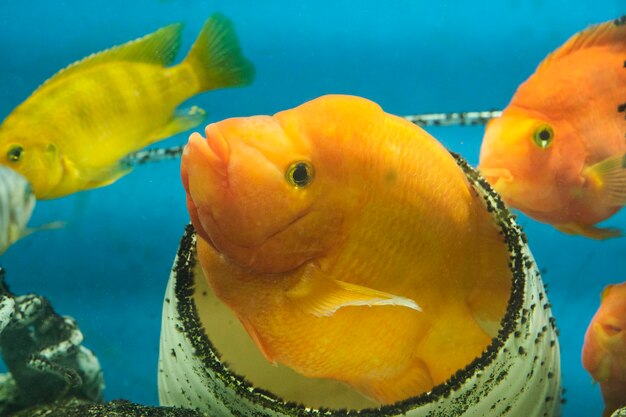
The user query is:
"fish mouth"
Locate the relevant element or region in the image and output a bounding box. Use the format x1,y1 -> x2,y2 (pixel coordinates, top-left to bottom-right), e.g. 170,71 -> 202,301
477,167 -> 514,194
184,125 -> 230,182
183,127 -> 310,250
182,127 -> 231,206
478,167 -> 513,184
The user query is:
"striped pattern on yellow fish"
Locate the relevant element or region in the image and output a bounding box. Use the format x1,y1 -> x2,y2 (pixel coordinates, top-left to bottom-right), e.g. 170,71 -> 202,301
0,13 -> 255,199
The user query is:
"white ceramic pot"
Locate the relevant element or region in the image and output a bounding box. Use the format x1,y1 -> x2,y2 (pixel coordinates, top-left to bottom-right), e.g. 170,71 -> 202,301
158,155 -> 562,417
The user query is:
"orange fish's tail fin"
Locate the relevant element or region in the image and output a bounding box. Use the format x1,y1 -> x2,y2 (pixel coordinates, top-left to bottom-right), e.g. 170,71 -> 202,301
182,13 -> 255,92
354,358 -> 434,404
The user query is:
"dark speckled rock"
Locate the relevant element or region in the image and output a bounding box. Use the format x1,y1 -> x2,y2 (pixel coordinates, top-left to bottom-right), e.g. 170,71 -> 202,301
8,398 -> 208,417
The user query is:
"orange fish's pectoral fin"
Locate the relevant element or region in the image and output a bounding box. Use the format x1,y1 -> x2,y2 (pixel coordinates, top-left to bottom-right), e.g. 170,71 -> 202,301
584,153 -> 626,207
354,357 -> 434,403
149,106 -> 207,143
555,223 -> 622,240
286,270 -> 421,317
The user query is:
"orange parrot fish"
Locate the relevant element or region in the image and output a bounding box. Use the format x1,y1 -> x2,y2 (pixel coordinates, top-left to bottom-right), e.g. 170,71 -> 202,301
582,282 -> 626,417
478,17 -> 626,239
181,94 -> 512,403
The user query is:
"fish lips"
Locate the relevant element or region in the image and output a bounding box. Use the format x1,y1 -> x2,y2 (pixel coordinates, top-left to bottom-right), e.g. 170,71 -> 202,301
477,167 -> 514,196
181,129 -> 229,246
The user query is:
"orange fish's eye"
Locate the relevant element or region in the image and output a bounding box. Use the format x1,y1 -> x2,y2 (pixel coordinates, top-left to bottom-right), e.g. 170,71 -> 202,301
532,124 -> 554,149
6,145 -> 24,163
286,160 -> 314,188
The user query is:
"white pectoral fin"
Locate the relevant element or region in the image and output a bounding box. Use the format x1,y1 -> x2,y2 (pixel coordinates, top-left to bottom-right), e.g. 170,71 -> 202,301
584,153 -> 626,206
28,221 -> 66,235
287,270 -> 421,317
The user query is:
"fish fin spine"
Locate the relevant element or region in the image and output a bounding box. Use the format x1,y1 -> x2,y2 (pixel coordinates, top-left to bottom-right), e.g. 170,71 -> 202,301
35,23 -> 183,93
180,13 -> 255,92
536,19 -> 626,73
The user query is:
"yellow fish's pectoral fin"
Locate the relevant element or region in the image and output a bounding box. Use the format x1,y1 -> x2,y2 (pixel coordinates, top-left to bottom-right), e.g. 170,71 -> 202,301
354,357 -> 433,403
150,106 -> 207,142
80,162 -> 133,192
555,223 -> 622,240
36,23 -> 184,93
584,153 -> 626,207
287,269 -> 421,317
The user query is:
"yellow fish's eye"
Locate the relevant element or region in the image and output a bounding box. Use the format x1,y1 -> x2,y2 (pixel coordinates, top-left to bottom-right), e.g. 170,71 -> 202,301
532,124 -> 554,149
286,161 -> 314,188
7,145 -> 24,163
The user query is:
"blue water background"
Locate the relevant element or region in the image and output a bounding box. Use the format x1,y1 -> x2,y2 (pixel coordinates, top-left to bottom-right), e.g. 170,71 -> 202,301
0,1 -> 624,415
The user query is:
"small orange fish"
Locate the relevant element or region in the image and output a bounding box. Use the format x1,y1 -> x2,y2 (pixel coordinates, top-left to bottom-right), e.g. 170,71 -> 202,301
582,282 -> 626,417
478,17 -> 626,239
181,95 -> 512,403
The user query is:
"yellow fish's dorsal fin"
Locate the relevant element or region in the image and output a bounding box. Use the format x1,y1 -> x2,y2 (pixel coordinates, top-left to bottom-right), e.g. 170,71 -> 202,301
286,268 -> 421,317
36,22 -> 184,92
536,17 -> 626,73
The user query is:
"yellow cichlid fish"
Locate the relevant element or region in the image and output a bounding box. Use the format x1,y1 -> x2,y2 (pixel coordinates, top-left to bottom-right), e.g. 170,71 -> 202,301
0,13 -> 254,199
181,95 -> 512,403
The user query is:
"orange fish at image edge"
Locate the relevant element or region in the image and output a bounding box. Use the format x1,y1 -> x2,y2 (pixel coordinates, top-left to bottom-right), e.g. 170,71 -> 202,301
478,16 -> 626,239
583,282 -> 626,417
181,94 -> 512,403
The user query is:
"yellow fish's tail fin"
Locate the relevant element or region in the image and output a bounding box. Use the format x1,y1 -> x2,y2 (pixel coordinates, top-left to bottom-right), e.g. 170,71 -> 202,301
182,13 -> 255,92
